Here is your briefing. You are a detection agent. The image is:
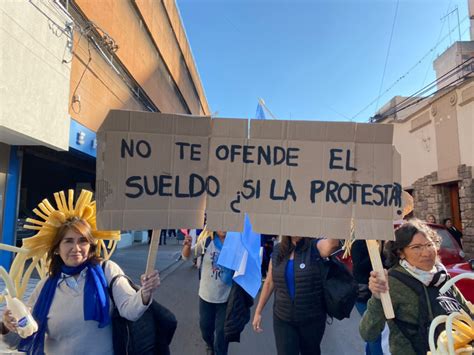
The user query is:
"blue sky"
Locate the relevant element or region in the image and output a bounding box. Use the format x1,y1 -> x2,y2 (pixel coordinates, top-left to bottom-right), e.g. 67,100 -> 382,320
177,0 -> 471,122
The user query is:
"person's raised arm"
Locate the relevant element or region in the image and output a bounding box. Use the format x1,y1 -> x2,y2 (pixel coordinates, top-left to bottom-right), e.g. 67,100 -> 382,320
181,235 -> 195,260
252,262 -> 275,333
316,238 -> 341,258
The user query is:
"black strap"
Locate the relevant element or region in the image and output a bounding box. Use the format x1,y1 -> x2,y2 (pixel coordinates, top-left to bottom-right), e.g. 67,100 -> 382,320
102,260 -> 137,306
198,237 -> 213,281
388,269 -> 431,354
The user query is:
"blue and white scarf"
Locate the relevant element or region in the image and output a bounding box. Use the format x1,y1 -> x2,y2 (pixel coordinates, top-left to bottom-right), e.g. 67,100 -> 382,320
18,262 -> 110,355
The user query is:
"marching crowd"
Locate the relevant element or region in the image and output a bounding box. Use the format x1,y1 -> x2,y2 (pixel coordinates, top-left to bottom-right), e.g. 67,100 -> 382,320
179,217 -> 472,355
0,215 -> 472,355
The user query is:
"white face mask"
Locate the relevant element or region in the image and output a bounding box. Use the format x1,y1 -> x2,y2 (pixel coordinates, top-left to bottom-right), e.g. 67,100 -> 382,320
399,259 -> 447,287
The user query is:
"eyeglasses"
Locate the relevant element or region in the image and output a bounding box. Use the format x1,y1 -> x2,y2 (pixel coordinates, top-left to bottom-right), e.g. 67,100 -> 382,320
406,242 -> 437,255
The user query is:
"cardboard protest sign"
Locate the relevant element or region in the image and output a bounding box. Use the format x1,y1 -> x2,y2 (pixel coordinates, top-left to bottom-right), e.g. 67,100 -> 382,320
97,110 -> 401,240
206,119 -> 401,239
96,110 -> 211,230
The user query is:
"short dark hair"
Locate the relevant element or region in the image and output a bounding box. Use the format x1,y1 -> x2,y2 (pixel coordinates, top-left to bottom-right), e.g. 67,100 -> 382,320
443,218 -> 452,225
276,236 -> 311,265
384,219 -> 440,267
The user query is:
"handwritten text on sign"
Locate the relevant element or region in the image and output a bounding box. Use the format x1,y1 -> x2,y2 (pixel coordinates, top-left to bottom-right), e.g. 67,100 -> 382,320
96,111 -> 401,240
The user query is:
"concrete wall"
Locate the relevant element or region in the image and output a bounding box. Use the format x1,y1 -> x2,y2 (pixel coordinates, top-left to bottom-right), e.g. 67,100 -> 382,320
0,0 -> 71,150
68,27 -> 146,131
139,0 -> 209,115
432,90 -> 462,182
389,78 -> 474,188
392,108 -> 438,188
74,0 -> 209,117
457,80 -> 474,168
433,42 -> 474,90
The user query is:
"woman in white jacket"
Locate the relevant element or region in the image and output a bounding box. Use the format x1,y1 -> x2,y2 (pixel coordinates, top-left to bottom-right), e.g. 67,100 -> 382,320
1,217 -> 160,355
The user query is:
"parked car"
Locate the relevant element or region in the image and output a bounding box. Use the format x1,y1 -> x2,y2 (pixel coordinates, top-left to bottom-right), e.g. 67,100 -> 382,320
429,223 -> 466,266
338,223 -> 473,302
444,260 -> 474,303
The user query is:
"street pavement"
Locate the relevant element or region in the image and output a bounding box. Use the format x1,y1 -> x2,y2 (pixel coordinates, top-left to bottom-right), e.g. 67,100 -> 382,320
112,241 -> 366,355
0,239 -> 366,354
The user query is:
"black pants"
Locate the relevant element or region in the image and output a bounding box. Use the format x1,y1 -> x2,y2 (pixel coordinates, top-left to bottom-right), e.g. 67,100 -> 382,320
273,315 -> 326,355
199,297 -> 228,355
159,229 -> 167,245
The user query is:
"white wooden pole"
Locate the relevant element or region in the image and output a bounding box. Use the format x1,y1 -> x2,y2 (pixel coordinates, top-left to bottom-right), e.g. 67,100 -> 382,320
146,229 -> 161,276
366,240 -> 394,319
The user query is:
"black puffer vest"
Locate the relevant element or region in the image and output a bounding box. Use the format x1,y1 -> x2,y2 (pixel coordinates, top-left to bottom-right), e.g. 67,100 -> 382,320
272,240 -> 325,323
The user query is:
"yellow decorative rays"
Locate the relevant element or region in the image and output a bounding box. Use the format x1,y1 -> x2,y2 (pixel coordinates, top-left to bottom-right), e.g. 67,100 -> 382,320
0,189 -> 120,300
22,189 -> 120,258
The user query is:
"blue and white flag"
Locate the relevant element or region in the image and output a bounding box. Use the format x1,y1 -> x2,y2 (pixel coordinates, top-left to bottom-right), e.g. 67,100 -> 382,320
255,101 -> 266,120
217,101 -> 271,298
217,214 -> 262,298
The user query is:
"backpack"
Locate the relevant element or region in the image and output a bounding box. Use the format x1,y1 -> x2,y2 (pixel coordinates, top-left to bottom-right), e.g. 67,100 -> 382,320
388,269 -> 434,355
321,255 -> 358,321
103,262 -> 177,355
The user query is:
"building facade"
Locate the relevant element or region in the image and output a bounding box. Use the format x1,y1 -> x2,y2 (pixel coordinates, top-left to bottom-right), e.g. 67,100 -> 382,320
376,42 -> 474,257
0,0 -> 209,267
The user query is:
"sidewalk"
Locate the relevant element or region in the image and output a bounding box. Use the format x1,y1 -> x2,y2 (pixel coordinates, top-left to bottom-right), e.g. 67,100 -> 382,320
111,240 -> 184,282
0,241 -> 183,310
0,241 -> 183,353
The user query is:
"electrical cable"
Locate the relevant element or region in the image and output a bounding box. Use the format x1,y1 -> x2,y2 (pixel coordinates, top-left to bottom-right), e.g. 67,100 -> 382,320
374,0 -> 400,113
387,57 -> 473,113
352,14 -> 469,120
372,57 -> 473,121
374,60 -> 472,120
387,72 -> 473,119
70,33 -> 91,114
421,2 -> 450,87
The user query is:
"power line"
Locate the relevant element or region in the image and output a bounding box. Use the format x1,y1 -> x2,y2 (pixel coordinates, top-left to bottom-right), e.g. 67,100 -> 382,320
374,0 -> 400,113
352,14 -> 469,120
378,72 -> 472,120
421,2 -> 451,87
370,57 -> 473,121
376,59 -> 471,120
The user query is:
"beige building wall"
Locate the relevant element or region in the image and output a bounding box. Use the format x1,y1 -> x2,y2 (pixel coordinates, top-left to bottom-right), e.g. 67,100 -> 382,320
457,80 -> 474,167
0,0 -> 72,150
389,79 -> 474,188
68,30 -> 146,132
74,0 -> 209,117
382,78 -> 474,257
431,90 -> 462,182
392,109 -> 438,188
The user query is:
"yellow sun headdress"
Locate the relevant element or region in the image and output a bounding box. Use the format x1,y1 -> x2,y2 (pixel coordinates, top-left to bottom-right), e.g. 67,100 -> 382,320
21,189 -> 120,258
0,189 -> 120,300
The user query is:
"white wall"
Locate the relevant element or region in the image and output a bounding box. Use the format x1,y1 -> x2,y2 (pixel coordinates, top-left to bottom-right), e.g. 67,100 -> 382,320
457,81 -> 474,168
0,0 -> 72,150
392,110 -> 439,188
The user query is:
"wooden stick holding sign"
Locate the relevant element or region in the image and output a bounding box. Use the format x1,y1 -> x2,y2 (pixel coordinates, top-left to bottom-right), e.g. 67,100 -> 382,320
366,240 -> 394,319
146,229 -> 161,276
365,191 -> 414,320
